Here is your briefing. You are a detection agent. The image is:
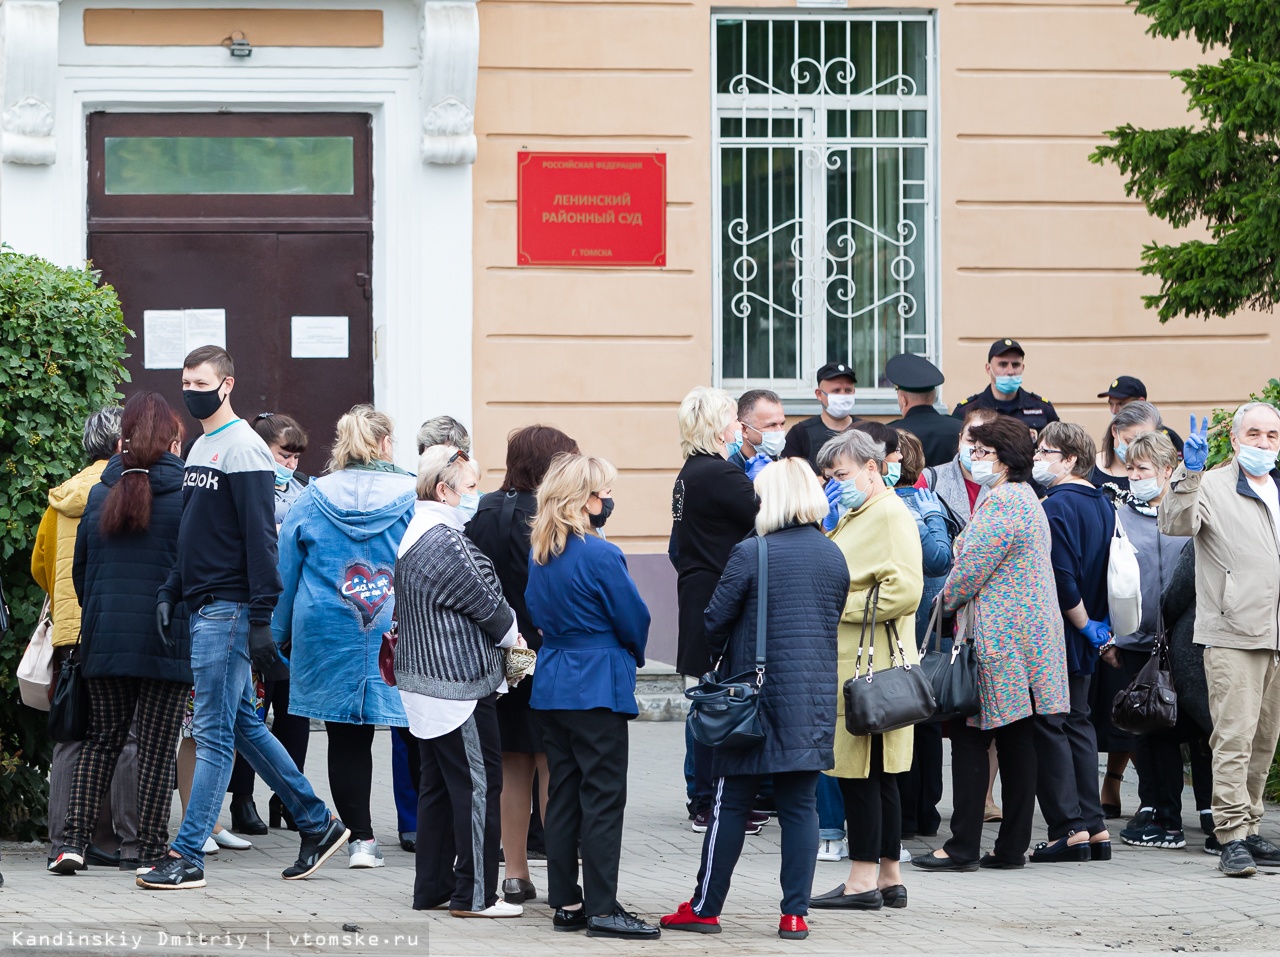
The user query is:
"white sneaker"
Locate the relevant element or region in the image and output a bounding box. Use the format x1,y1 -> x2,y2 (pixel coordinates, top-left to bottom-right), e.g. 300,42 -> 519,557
899,847 -> 913,863
202,836 -> 219,855
212,829 -> 252,850
348,839 -> 386,869
816,838 -> 849,862
450,900 -> 523,918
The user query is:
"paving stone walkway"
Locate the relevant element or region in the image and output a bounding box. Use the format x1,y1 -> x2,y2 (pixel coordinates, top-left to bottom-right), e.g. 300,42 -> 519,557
3,721 -> 1278,956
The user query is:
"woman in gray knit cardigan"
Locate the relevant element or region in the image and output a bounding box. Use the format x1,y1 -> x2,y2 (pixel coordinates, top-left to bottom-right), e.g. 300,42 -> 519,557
394,445 -> 524,918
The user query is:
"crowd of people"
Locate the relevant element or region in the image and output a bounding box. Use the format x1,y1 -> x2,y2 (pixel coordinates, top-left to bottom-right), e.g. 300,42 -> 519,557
15,337 -> 1280,939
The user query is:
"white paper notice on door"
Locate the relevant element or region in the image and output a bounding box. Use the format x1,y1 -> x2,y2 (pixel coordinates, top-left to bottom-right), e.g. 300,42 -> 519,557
291,316 -> 350,359
143,310 -> 186,369
142,308 -> 228,369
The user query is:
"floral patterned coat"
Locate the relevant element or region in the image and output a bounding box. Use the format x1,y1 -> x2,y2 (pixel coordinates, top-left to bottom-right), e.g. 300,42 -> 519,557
941,481 -> 1068,730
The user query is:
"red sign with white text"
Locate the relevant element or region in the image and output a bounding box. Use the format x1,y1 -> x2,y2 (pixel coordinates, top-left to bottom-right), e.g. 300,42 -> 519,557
517,152 -> 666,267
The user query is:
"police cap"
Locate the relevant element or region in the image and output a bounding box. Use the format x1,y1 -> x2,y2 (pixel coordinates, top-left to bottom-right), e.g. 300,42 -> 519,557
816,361 -> 856,385
886,353 -> 944,393
987,338 -> 1025,361
1097,375 -> 1147,400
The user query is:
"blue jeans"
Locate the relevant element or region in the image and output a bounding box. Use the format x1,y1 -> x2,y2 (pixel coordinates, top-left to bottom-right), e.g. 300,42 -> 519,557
816,774 -> 845,841
170,601 -> 330,865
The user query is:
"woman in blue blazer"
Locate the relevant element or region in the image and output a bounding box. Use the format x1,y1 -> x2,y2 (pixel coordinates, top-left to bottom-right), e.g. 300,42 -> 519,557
525,453 -> 659,941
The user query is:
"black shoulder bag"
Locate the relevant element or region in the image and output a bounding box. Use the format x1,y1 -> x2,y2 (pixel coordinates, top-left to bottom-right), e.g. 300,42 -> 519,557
684,536 -> 768,750
918,598 -> 981,722
843,584 -> 937,736
1111,570 -> 1177,735
48,630 -> 90,743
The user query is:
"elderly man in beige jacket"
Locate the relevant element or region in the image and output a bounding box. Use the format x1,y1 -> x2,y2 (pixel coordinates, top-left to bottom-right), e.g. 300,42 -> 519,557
1161,401 -> 1280,878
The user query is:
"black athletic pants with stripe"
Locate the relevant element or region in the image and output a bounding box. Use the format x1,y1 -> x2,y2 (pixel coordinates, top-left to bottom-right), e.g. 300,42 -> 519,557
690,770 -> 819,918
413,693 -> 502,912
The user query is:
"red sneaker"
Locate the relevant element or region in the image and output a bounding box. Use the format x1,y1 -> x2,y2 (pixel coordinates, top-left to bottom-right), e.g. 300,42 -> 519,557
659,901 -> 722,934
779,915 -> 809,940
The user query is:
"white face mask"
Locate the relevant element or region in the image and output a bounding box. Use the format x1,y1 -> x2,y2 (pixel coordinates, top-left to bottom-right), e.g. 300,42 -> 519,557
1130,477 -> 1163,502
1031,461 -> 1058,487
825,393 -> 856,419
969,459 -> 1001,487
756,429 -> 786,458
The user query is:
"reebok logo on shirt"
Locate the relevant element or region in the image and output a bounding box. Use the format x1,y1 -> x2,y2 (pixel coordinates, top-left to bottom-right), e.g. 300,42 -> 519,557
184,468 -> 220,491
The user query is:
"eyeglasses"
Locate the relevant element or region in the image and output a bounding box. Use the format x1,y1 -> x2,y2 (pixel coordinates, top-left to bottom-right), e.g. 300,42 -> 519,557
1035,448 -> 1064,459
970,446 -> 996,460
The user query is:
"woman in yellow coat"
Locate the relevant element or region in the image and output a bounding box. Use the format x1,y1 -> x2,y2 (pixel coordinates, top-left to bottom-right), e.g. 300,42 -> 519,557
811,428 -> 923,911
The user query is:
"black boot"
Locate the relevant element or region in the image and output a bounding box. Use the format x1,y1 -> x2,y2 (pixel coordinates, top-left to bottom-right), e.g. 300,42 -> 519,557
268,794 -> 298,831
230,795 -> 268,835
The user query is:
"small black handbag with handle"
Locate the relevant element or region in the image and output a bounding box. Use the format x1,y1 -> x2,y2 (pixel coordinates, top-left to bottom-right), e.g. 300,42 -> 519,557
685,536 -> 769,750
48,632 -> 90,743
843,584 -> 937,736
918,598 -> 981,722
1111,616 -> 1178,735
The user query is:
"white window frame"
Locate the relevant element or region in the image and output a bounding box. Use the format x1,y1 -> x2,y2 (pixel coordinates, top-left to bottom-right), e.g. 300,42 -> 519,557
711,10 -> 940,404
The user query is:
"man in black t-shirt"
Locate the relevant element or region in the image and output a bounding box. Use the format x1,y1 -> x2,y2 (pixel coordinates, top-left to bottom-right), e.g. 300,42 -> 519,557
781,361 -> 860,472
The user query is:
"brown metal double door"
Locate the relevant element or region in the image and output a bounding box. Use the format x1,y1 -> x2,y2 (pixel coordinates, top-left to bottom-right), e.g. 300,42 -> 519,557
89,230 -> 372,461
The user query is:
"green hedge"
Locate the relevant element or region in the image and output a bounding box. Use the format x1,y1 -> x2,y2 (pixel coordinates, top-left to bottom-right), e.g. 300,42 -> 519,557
0,247 -> 129,838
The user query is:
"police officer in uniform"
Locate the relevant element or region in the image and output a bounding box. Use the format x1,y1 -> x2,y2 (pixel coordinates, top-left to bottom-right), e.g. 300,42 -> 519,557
781,361 -> 859,472
952,338 -> 1059,438
1098,375 -> 1183,451
885,353 -> 961,467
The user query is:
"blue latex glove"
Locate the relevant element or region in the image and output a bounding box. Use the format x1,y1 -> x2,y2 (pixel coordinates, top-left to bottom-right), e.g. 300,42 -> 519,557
1081,619 -> 1112,649
744,452 -> 772,480
914,488 -> 944,519
823,479 -> 842,532
1183,415 -> 1210,472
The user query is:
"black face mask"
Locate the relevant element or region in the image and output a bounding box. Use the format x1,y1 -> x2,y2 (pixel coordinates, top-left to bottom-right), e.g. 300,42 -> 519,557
183,380 -> 227,421
590,496 -> 615,529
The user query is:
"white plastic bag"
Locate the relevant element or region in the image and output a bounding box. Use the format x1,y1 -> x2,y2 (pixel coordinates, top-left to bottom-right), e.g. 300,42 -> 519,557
18,596 -> 54,711
1108,511 -> 1143,639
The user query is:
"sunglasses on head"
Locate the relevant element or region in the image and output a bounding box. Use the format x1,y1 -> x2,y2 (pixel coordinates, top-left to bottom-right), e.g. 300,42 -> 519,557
449,449 -> 470,464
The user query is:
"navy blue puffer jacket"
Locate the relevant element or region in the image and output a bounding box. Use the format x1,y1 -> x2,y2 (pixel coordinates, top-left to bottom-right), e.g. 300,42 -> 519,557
73,452 -> 191,683
705,524 -> 849,777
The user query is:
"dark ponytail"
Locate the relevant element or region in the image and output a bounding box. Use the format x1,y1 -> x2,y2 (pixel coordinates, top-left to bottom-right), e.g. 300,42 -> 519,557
100,392 -> 183,537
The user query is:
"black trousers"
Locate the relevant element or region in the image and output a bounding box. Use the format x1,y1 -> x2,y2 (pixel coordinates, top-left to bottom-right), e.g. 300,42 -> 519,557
538,708 -> 629,916
837,736 -> 902,863
325,722 -> 376,842
944,716 -> 1037,865
65,677 -> 188,862
1035,673 -> 1105,839
228,678 -> 310,796
690,771 -> 819,918
899,720 -> 944,836
413,694 -> 503,912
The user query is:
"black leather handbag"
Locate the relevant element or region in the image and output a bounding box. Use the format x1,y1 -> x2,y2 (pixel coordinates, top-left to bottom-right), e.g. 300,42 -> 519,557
1111,628 -> 1177,735
685,536 -> 768,750
843,585 -> 936,736
48,634 -> 90,743
918,599 -> 981,722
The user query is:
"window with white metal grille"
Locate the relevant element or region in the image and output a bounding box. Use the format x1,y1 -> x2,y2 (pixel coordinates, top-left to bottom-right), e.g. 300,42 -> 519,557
713,13 -> 937,400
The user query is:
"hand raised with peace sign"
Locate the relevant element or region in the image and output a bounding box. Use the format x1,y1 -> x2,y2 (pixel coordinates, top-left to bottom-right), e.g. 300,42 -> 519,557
1183,415 -> 1210,472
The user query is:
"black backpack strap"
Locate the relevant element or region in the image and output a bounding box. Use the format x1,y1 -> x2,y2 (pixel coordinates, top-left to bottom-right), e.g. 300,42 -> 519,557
754,536 -> 768,681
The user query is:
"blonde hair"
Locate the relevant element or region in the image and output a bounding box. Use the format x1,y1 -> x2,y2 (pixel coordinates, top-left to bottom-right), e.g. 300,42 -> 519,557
416,445 -> 478,502
530,453 -> 617,565
1126,430 -> 1179,473
328,404 -> 394,472
678,386 -> 736,459
754,458 -> 829,536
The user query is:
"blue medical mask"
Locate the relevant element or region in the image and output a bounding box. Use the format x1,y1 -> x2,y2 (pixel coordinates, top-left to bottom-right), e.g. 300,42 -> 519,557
1129,477 -> 1163,502
839,473 -> 869,511
959,443 -> 974,472
726,428 -> 744,459
993,375 -> 1023,395
884,462 -> 901,488
1114,440 -> 1129,464
1237,443 -> 1278,477
273,463 -> 295,487
756,429 -> 787,459
454,490 -> 481,522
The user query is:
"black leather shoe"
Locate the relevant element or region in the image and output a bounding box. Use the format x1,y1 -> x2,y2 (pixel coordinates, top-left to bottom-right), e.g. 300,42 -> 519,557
586,907 -> 661,939
85,844 -> 121,867
879,884 -> 907,908
399,832 -> 416,853
230,795 -> 269,835
553,908 -> 589,932
269,794 -> 298,831
911,852 -> 979,872
1029,837 -> 1091,863
979,853 -> 1025,869
1244,834 -> 1280,864
1090,840 -> 1112,862
503,877 -> 536,903
810,884 -> 884,910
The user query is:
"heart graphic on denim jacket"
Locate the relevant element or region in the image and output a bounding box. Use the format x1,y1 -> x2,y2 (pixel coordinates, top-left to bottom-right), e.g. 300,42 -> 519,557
340,563 -> 394,626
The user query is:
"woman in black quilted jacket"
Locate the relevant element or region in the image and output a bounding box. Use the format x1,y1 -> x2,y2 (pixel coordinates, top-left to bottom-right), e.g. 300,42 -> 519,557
49,392 -> 193,875
660,458 -> 849,942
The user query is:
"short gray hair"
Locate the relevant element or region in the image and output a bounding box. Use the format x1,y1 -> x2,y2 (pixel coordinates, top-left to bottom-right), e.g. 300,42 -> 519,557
82,406 -> 123,460
816,429 -> 885,472
1232,401 -> 1280,435
417,415 -> 471,455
